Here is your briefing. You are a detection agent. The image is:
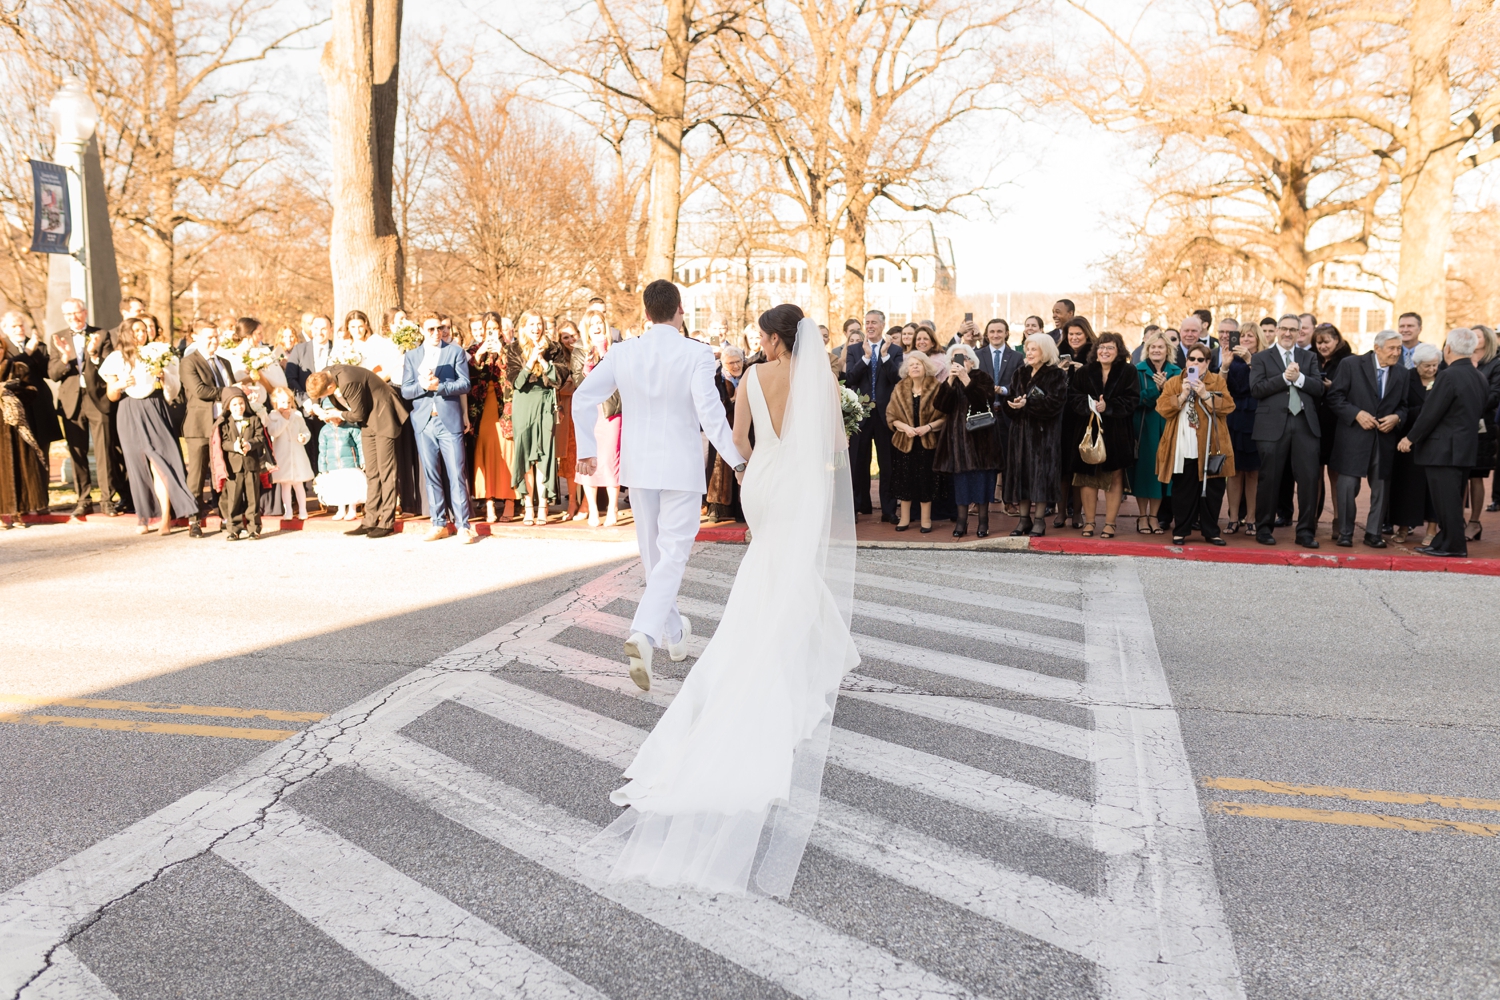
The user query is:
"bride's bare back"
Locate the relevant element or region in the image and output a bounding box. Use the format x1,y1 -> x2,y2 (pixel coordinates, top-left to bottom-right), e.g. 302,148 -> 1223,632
733,357 -> 790,455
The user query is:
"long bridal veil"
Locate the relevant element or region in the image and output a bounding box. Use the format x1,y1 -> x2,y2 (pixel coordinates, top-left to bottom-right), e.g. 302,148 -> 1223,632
578,315 -> 857,897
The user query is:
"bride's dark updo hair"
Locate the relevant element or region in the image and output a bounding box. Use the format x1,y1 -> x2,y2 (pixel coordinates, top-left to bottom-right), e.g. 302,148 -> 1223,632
757,304 -> 803,353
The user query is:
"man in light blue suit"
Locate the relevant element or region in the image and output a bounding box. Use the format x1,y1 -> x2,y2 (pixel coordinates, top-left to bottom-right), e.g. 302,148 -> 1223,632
402,313 -> 476,542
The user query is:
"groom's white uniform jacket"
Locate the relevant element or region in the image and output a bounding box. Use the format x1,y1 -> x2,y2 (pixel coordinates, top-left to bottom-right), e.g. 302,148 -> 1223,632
572,324 -> 745,493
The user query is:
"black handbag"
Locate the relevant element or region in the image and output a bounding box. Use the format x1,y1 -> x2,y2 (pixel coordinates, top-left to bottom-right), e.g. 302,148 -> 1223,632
965,409 -> 996,432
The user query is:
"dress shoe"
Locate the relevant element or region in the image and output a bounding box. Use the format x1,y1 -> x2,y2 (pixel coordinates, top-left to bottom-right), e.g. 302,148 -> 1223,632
367,526 -> 394,538
668,617 -> 693,663
1028,519 -> 1046,537
247,529 -> 261,540
1295,535 -> 1319,549
1009,518 -> 1032,537
1255,532 -> 1276,545
1488,502 -> 1500,513
1274,515 -> 1292,527
1416,545 -> 1463,558
1206,536 -> 1227,546
345,524 -> 370,536
70,503 -> 90,520
624,632 -> 654,691
188,520 -> 203,539
1336,534 -> 1353,547
1362,535 -> 1387,549
423,525 -> 447,541
464,527 -> 480,544
225,530 -> 242,541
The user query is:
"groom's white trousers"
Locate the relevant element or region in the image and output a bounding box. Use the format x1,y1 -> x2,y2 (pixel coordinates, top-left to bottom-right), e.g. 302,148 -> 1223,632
629,487 -> 699,648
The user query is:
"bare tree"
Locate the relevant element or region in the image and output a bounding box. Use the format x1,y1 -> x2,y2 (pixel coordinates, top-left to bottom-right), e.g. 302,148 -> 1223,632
716,0 -> 1016,329
1219,0 -> 1500,333
2,0 -> 322,330
322,0 -> 404,324
499,0 -> 744,289
1058,0 -> 1391,315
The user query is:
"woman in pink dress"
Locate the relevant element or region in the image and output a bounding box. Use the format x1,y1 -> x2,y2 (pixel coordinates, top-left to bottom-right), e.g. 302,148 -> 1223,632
572,312 -> 621,526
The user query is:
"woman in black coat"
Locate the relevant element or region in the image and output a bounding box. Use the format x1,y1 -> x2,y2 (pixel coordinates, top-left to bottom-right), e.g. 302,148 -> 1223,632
1055,317 -> 1098,527
1313,323 -> 1353,523
1002,334 -> 1069,536
1067,332 -> 1141,537
934,345 -> 1002,538
1388,344 -> 1442,543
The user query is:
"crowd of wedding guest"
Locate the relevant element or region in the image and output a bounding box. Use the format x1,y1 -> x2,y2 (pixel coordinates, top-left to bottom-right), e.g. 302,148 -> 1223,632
838,302 -> 1500,558
0,291 -> 1496,557
0,297 -> 627,541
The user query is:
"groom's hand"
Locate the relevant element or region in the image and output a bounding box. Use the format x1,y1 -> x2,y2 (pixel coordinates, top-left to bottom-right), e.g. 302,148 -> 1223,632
576,457 -> 597,477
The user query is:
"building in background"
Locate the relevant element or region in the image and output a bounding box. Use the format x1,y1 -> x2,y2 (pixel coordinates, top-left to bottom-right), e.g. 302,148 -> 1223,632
672,220 -> 956,338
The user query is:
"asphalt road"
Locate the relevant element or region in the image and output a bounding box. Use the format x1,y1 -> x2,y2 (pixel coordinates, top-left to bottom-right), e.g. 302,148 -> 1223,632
1,522 -> 1497,999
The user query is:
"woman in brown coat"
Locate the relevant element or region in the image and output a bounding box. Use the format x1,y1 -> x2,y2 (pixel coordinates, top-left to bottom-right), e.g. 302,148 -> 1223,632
886,352 -> 947,532
1156,342 -> 1236,545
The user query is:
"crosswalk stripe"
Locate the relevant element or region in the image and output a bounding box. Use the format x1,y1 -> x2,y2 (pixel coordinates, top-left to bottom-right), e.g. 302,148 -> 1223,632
214,807 -> 606,1000
851,571 -> 1085,625
838,685 -> 1103,762
662,592 -> 1089,704
827,728 -> 1142,855
15,947 -> 119,1000
852,556 -> 1085,595
1081,562 -> 1246,1000
359,732 -> 994,1000
681,565 -> 1086,661
812,799 -> 1150,971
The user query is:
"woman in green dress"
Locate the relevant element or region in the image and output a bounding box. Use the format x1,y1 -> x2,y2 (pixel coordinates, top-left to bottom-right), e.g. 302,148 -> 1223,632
1130,329 -> 1180,533
506,310 -> 568,525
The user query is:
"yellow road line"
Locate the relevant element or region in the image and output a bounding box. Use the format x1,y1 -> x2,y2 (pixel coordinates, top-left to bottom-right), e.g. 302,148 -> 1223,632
1202,775 -> 1500,813
0,694 -> 325,724
1207,801 -> 1500,838
0,713 -> 297,742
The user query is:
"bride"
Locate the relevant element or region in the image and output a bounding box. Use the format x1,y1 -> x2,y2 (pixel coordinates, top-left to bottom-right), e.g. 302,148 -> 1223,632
580,304 -> 858,897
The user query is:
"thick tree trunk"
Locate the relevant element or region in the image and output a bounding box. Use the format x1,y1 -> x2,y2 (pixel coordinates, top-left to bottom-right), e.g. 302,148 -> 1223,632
641,0 -> 690,287
322,0 -> 404,325
805,233 -> 831,330
1396,0 -> 1457,340
840,207 -> 869,330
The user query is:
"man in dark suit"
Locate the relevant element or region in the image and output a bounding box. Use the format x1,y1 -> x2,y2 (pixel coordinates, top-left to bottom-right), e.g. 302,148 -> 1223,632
844,309 -> 905,521
307,364 -> 409,537
1399,327 -> 1490,557
1251,313 -> 1326,547
975,318 -> 1022,497
1326,331 -> 1408,548
1047,299 -> 1075,344
179,322 -> 236,537
285,316 -> 336,470
45,298 -> 119,518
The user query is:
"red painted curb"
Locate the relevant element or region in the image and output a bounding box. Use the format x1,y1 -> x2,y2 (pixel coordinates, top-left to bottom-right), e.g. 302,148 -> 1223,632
1029,536 -> 1500,575
696,524 -> 748,543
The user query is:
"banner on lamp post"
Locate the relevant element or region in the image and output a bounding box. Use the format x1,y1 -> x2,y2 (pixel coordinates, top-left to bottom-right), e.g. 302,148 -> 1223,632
29,159 -> 71,254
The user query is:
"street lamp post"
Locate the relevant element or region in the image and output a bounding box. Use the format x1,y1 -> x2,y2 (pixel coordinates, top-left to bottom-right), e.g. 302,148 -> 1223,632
49,75 -> 99,305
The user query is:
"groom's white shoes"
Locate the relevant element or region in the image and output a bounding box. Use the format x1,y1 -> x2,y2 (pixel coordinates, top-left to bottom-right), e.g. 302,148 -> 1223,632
668,616 -> 693,662
624,632 -> 654,691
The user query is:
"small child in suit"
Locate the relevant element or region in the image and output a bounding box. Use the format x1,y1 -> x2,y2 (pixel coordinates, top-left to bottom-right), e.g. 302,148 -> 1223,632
211,386 -> 274,539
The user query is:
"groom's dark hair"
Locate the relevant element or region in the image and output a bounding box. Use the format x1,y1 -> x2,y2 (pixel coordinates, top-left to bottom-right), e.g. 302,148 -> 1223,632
642,279 -> 681,323
758,303 -> 804,352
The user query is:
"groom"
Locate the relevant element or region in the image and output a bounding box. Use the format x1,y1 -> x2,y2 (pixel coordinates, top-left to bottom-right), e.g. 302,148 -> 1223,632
573,280 -> 746,691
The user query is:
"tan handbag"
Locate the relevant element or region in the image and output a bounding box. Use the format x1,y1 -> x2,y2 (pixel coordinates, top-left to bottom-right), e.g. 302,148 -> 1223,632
1078,408 -> 1107,464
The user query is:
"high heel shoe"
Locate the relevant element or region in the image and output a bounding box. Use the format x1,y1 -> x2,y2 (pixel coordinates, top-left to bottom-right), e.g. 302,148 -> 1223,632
976,511 -> 990,538
1029,519 -> 1046,537
919,522 -> 933,533
1466,520 -> 1483,541
1101,523 -> 1116,539
1052,513 -> 1066,528
1010,517 -> 1032,537
895,521 -> 910,532
952,514 -> 968,538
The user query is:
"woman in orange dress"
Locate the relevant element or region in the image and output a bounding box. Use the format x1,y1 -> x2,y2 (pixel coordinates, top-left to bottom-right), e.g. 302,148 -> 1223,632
553,319 -> 587,519
468,310 -> 517,522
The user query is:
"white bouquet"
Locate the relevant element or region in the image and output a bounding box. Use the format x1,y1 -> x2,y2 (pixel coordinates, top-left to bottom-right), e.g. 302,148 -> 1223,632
139,342 -> 175,383
330,343 -> 363,367
244,344 -> 276,376
840,385 -> 873,437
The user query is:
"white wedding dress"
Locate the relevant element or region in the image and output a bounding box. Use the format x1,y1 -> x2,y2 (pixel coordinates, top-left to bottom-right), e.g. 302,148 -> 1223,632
579,317 -> 858,897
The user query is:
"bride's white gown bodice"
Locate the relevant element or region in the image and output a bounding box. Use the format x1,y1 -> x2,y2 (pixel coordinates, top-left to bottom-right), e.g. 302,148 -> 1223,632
583,362 -> 859,896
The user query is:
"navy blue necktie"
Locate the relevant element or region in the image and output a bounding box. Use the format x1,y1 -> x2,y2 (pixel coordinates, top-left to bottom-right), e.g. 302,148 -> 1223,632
869,344 -> 879,396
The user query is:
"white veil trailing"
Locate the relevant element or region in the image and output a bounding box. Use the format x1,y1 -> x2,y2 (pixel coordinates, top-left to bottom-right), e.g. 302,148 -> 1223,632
578,313 -> 858,898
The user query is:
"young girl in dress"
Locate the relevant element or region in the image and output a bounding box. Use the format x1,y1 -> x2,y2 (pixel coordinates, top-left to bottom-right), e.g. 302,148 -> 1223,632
264,385 -> 313,520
